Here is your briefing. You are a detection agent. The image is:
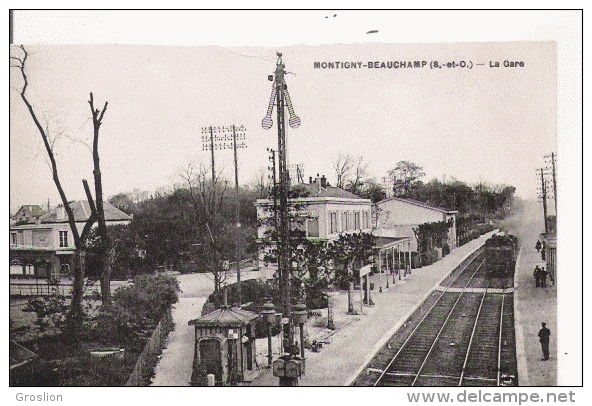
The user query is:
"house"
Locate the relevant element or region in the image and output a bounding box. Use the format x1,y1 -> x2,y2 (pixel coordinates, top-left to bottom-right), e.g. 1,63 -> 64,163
256,175 -> 373,242
255,175 -> 373,271
375,197 -> 458,252
11,205 -> 46,225
9,200 -> 132,278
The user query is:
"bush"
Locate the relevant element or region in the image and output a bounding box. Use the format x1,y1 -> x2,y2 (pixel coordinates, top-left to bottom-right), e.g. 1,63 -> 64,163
411,251 -> 421,268
85,274 -> 179,353
23,287 -> 68,335
420,249 -> 439,267
113,274 -> 180,322
190,361 -> 208,386
53,354 -> 136,386
442,242 -> 451,256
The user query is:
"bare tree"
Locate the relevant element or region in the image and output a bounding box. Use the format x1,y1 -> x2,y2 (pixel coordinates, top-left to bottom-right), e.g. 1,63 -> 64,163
180,161 -> 231,299
10,45 -> 105,336
346,155 -> 370,196
88,92 -> 111,305
248,166 -> 270,199
331,152 -> 354,189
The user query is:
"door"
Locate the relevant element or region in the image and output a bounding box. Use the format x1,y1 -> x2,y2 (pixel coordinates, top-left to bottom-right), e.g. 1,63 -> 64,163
245,340 -> 253,370
199,339 -> 222,383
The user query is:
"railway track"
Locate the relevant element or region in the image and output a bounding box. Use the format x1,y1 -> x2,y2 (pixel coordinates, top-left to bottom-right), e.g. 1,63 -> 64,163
353,251 -> 517,387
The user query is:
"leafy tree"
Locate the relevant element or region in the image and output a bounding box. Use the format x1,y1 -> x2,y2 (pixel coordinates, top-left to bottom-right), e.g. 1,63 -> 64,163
355,179 -> 387,203
412,219 -> 454,266
388,161 -> 425,198
327,231 -> 376,314
108,193 -> 135,214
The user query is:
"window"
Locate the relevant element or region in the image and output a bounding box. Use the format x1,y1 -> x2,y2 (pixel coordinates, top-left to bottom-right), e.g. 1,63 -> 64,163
329,212 -> 338,234
354,211 -> 361,229
307,219 -> 320,238
342,211 -> 348,231
59,231 -> 68,248
11,232 -> 17,247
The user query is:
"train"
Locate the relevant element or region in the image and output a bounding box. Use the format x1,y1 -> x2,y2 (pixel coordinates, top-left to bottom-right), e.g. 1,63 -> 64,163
484,233 -> 518,278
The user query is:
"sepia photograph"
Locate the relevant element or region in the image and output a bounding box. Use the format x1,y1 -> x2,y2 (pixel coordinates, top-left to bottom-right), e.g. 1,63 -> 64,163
7,7 -> 583,401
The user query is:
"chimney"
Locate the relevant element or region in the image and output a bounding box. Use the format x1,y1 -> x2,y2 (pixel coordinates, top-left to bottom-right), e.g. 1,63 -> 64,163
315,174 -> 322,193
309,176 -> 313,184
56,206 -> 65,221
321,175 -> 327,188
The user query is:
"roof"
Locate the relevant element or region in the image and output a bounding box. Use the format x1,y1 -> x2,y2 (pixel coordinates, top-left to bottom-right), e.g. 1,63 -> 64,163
293,183 -> 366,200
374,236 -> 412,249
378,197 -> 458,214
14,205 -> 45,218
188,306 -> 259,327
39,201 -> 132,223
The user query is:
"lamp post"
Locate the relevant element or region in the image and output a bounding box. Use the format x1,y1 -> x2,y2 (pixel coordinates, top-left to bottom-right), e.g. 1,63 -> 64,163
293,302 -> 307,374
261,299 -> 275,367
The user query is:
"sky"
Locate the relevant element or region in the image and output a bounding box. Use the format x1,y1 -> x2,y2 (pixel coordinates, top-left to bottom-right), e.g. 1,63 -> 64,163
8,10 -> 574,215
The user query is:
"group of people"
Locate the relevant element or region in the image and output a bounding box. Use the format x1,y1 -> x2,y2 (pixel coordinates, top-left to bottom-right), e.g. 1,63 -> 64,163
533,265 -> 549,288
535,240 -> 552,361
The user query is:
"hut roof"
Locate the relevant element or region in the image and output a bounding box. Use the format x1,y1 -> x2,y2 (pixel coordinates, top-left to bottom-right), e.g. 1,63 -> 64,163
188,306 -> 259,327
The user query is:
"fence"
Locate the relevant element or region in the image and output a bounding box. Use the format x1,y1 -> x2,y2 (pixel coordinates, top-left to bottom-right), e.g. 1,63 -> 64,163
125,306 -> 173,386
10,282 -> 76,297
10,280 -> 129,298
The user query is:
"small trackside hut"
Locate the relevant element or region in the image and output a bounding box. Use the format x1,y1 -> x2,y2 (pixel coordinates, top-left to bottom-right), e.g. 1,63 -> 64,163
188,306 -> 259,385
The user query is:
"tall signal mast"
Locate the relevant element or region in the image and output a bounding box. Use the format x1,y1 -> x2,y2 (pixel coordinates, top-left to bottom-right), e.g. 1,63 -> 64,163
262,52 -> 302,386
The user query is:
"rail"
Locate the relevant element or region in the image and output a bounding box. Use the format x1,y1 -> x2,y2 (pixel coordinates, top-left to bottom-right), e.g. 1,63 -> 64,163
496,287 -> 507,386
410,260 -> 485,386
372,256 -> 485,386
458,280 -> 491,385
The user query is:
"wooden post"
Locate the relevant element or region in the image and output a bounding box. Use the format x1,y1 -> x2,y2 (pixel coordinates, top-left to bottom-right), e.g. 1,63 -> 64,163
408,241 -> 412,274
359,275 -> 363,312
366,274 -> 370,304
398,245 -> 402,280
207,374 -> 215,386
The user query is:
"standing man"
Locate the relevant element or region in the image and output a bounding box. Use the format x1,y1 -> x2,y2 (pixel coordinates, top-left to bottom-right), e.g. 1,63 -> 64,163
538,322 -> 551,361
533,265 -> 541,288
540,267 -> 548,288
535,240 -> 542,252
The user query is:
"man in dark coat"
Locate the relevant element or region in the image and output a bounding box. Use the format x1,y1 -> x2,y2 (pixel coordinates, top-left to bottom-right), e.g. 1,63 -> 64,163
538,322 -> 551,360
535,240 -> 542,252
533,265 -> 541,287
540,267 -> 548,288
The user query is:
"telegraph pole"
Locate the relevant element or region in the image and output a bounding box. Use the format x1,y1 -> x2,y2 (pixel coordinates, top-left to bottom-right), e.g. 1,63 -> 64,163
538,168 -> 549,234
262,52 -> 302,386
202,125 -> 247,305
545,152 -> 558,215
232,125 -> 242,305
